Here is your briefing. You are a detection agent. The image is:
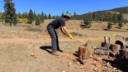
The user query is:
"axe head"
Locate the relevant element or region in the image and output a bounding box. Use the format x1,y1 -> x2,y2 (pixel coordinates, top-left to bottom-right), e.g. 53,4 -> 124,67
84,40 -> 89,47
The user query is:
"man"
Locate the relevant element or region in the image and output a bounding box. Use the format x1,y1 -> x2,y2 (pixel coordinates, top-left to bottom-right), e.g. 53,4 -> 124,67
47,13 -> 73,56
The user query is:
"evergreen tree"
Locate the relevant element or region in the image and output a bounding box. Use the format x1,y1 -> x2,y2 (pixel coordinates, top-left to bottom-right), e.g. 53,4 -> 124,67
18,13 -> 22,18
3,0 -> 18,26
56,15 -> 59,18
74,11 -> 76,16
61,12 -> 64,17
118,21 -> 123,28
23,12 -> 28,18
92,12 -> 96,21
37,14 -> 41,23
44,14 -> 47,19
48,13 -> 51,19
21,13 -> 26,19
0,12 -> 2,19
84,17 -> 89,25
41,11 -> 44,22
66,11 -> 69,14
28,9 -> 34,24
35,16 -> 40,25
52,16 -> 56,19
107,22 -> 112,30
112,13 -> 117,24
118,12 -> 123,22
105,12 -> 112,21
33,11 -> 36,20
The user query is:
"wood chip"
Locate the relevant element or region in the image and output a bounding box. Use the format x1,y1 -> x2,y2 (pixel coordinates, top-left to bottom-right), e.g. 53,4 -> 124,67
80,65 -> 85,69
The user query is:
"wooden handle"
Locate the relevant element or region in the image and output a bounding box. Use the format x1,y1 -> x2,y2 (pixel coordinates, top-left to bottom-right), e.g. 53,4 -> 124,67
73,38 -> 85,44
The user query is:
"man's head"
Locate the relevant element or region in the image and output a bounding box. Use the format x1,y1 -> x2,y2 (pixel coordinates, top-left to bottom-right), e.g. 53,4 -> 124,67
64,13 -> 71,21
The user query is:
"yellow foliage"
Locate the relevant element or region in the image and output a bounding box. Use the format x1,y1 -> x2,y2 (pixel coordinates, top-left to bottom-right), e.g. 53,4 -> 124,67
18,18 -> 35,25
18,18 -> 28,24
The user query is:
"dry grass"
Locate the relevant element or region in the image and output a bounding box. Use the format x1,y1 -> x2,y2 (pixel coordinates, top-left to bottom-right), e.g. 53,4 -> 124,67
0,19 -> 128,72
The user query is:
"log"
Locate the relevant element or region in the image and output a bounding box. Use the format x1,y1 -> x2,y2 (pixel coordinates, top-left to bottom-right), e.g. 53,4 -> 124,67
115,40 -> 127,48
94,47 -> 114,56
101,42 -> 111,49
109,44 -> 121,56
78,46 -> 84,60
78,46 -> 90,61
118,48 -> 128,59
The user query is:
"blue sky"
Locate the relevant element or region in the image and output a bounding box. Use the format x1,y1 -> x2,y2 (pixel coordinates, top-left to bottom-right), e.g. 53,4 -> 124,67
0,0 -> 128,16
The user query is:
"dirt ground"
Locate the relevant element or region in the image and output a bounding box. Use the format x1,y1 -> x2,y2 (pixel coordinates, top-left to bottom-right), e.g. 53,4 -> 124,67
0,26 -> 128,72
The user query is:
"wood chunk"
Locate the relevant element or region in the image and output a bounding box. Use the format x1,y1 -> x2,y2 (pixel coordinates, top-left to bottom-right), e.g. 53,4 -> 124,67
101,42 -> 111,49
115,40 -> 127,48
78,46 -> 90,61
109,44 -> 121,55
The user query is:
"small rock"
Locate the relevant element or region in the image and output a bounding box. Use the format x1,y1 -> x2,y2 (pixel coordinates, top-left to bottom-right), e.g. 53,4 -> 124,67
93,67 -> 98,72
102,68 -> 108,72
31,52 -> 35,56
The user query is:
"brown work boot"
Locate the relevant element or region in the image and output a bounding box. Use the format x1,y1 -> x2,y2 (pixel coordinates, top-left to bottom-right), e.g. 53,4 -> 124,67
51,52 -> 59,56
57,49 -> 63,52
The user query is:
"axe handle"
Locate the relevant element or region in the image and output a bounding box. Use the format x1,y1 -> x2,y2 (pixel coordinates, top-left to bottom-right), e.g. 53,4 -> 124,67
64,33 -> 85,44
73,38 -> 85,44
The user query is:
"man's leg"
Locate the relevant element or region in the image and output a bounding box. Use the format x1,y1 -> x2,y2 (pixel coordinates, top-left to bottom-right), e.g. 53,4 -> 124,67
47,27 -> 58,52
55,31 -> 63,52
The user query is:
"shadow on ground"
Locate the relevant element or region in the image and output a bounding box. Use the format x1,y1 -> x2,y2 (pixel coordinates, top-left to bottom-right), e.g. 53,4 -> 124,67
102,58 -> 128,72
40,46 -> 52,54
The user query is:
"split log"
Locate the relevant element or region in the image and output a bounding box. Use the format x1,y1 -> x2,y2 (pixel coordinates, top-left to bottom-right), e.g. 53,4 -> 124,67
109,44 -> 121,56
94,47 -> 114,56
78,46 -> 90,61
118,48 -> 128,59
115,40 -> 127,48
101,42 -> 111,49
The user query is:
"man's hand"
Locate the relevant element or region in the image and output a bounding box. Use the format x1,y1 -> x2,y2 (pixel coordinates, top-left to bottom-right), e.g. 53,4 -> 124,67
69,34 -> 73,39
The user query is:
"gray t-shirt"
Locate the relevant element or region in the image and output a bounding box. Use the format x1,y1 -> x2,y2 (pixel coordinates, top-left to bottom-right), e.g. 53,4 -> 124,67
49,17 -> 65,29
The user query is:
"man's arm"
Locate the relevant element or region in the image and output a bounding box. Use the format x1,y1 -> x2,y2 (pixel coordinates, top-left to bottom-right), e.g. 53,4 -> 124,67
60,26 -> 70,36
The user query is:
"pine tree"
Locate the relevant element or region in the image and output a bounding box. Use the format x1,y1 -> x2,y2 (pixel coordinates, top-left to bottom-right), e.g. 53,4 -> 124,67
92,12 -> 96,21
118,21 -> 123,28
0,12 -> 2,19
23,12 -> 28,18
105,12 -> 112,21
107,22 -> 112,30
56,15 -> 59,18
66,11 -> 69,14
4,0 -> 18,26
33,11 -> 36,20
21,13 -> 26,19
118,12 -> 123,22
52,16 -> 56,19
84,17 -> 89,25
44,14 -> 47,19
37,14 -> 41,23
112,13 -> 117,24
61,12 -> 64,17
41,11 -> 44,22
74,11 -> 76,16
48,13 -> 51,19
35,16 -> 40,25
18,13 -> 22,18
28,9 -> 34,24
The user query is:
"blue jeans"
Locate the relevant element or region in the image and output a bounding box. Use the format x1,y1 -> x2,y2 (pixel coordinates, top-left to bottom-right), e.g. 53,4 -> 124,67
47,25 -> 60,52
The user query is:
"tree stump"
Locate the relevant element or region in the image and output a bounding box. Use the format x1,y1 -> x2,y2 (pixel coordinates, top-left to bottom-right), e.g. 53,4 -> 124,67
78,46 -> 90,61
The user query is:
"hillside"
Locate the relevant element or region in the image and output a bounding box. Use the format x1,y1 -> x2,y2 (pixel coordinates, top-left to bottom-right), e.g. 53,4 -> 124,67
72,6 -> 128,20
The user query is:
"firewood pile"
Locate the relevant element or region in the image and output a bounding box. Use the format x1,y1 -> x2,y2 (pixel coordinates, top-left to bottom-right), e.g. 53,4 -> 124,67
76,36 -> 128,72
